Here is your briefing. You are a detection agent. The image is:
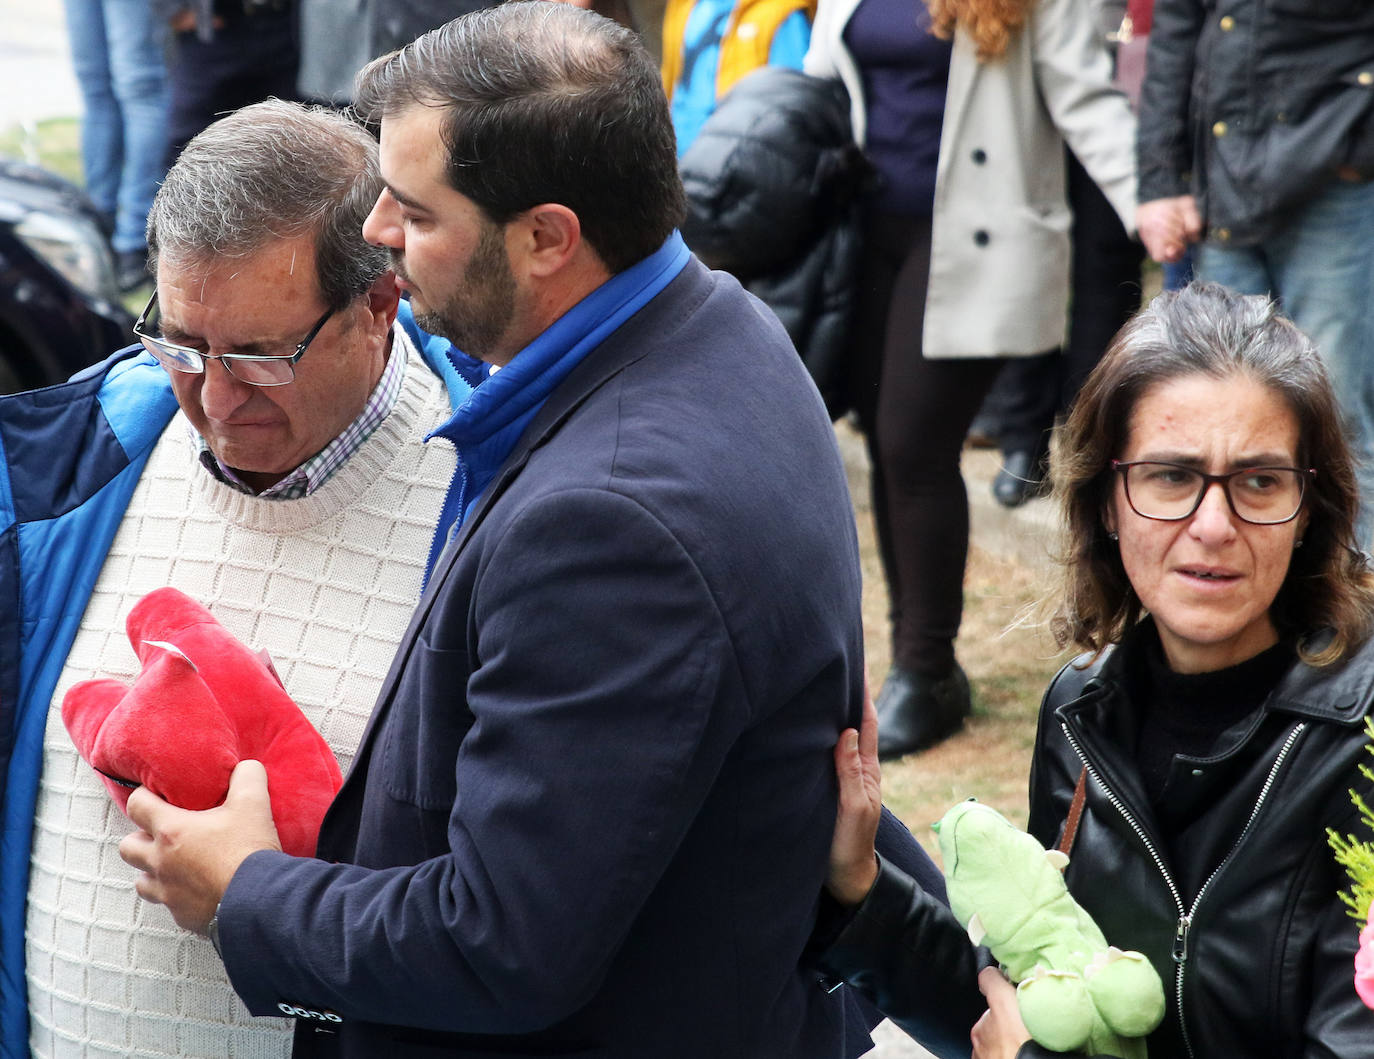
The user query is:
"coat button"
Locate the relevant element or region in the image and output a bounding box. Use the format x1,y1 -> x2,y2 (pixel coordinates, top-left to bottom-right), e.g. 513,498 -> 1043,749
972,148 -> 987,164
1214,227 -> 1231,241
1219,15 -> 1235,29
1212,121 -> 1228,138
1360,71 -> 1374,87
973,229 -> 990,246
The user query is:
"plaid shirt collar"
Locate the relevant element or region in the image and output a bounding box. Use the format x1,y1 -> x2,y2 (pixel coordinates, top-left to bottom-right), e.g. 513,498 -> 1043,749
194,332 -> 408,500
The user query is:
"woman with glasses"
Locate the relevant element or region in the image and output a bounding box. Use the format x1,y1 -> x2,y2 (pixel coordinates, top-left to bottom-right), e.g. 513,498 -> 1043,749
820,282 -> 1374,1057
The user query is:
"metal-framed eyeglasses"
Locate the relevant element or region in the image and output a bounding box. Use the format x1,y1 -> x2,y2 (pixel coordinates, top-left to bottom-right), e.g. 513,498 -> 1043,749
132,290 -> 335,387
1111,460 -> 1315,526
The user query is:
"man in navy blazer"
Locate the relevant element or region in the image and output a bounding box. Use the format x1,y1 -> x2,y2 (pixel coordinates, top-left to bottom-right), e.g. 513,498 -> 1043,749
119,4 -> 876,1055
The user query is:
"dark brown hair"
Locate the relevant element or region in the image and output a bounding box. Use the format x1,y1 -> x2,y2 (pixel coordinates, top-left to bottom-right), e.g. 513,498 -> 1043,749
353,1 -> 685,275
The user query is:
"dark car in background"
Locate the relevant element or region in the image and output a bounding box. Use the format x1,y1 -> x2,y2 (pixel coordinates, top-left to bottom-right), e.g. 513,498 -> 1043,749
0,157 -> 133,393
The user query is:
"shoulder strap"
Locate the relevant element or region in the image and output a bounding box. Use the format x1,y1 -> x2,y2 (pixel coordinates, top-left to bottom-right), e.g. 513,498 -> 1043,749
1056,766 -> 1089,856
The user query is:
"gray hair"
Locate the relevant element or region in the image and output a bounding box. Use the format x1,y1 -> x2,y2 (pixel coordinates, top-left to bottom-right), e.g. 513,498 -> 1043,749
147,99 -> 388,309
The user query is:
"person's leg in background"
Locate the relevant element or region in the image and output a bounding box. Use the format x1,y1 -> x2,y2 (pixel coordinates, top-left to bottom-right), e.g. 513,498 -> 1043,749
988,149 -> 1141,508
857,212 -> 1003,757
1198,177 -> 1374,546
165,4 -> 300,166
63,0 -> 121,235
984,352 -> 1057,507
1260,177 -> 1374,549
1057,149 -> 1143,413
100,0 -> 170,287
849,212 -> 916,658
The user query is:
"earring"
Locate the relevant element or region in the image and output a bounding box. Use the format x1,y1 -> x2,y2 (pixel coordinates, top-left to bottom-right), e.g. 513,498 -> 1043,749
1108,532 -> 1119,541
1295,538 -> 1304,549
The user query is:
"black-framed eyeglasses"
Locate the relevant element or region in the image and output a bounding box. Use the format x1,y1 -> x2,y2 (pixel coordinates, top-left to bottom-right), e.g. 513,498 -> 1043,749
132,290 -> 335,387
1112,460 -> 1315,526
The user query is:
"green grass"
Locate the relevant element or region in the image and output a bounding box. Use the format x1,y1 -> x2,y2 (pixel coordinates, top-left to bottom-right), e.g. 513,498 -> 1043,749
0,117 -> 82,185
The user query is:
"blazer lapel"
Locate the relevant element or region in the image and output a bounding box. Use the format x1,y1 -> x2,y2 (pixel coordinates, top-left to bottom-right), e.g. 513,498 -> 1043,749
331,259 -> 708,798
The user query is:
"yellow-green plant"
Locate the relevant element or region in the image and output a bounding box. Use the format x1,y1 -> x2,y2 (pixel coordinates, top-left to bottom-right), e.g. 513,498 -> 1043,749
1328,717 -> 1374,922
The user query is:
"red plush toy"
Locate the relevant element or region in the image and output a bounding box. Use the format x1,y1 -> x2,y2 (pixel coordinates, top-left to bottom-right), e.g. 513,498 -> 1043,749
62,586 -> 343,857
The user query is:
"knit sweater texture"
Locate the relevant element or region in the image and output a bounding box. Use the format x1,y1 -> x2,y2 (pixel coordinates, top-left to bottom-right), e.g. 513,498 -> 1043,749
24,335 -> 454,1058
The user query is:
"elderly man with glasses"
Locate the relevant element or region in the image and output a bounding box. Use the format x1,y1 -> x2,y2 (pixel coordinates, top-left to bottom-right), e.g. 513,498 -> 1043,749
0,98 -> 471,1057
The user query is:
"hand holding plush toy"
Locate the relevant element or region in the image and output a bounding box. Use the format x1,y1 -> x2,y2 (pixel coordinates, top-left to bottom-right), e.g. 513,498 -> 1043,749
935,800 -> 1165,1059
62,587 -> 342,857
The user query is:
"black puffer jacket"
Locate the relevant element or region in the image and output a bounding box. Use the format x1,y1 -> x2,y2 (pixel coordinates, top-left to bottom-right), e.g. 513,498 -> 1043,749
679,67 -> 873,419
1137,0 -> 1374,245
1024,625 -> 1374,1058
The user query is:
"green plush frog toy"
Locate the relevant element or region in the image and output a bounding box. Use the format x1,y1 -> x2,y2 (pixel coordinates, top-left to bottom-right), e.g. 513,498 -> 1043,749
934,800 -> 1165,1058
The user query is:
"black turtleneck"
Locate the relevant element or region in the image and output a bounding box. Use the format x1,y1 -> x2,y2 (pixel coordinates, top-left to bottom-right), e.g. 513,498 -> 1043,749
1135,630 -> 1295,826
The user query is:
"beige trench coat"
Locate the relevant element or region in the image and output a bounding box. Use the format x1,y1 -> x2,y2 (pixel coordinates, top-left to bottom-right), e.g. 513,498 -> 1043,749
804,0 -> 1137,357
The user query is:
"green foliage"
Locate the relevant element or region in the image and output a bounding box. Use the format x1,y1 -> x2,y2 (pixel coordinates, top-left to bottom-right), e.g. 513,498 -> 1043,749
1328,717 -> 1374,922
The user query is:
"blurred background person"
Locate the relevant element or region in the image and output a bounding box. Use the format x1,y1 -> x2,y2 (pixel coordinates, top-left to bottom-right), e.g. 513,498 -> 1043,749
661,0 -> 814,155
980,144 -> 1144,509
62,0 -> 171,292
978,0 -> 1150,510
296,0 -> 649,109
1135,0 -> 1374,544
804,0 -> 1136,758
157,0 -> 300,164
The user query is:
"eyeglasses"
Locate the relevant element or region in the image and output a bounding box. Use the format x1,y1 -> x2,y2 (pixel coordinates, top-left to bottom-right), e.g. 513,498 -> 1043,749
1112,460 -> 1315,526
132,290 -> 335,387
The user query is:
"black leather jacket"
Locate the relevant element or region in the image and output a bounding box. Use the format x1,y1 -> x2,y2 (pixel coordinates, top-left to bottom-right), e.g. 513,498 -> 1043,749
1024,625 -> 1374,1058
1137,0 -> 1374,245
815,849 -> 984,1059
821,624 -> 1374,1058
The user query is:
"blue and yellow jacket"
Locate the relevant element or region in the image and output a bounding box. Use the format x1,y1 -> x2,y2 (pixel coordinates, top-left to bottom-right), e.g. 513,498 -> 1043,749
662,0 -> 815,154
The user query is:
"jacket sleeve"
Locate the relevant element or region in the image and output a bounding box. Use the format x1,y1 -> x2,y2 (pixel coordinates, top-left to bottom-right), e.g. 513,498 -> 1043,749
1134,0 -> 1201,203
1028,0 -> 1139,232
217,488 -> 827,1033
814,855 -> 985,1059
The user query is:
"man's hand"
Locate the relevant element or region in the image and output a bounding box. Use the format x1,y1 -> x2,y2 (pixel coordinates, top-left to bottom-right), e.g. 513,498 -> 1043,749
825,683 -> 882,907
168,7 -> 225,32
970,966 -> 1032,1059
1136,195 -> 1202,263
119,759 -> 283,935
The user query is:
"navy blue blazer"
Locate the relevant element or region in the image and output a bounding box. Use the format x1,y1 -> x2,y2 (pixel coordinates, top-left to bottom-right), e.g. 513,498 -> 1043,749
217,258 -> 876,1057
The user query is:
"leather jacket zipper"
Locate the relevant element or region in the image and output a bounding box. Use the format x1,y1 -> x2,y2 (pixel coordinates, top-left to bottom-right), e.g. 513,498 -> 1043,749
1060,720 -> 1306,1059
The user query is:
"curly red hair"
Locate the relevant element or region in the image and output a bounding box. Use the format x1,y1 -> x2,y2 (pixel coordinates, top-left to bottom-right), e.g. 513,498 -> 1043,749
925,0 -> 1036,61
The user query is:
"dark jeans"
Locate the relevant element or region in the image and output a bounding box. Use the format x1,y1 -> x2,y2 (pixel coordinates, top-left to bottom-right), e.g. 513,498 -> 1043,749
851,211 -> 1003,675
165,8 -> 300,166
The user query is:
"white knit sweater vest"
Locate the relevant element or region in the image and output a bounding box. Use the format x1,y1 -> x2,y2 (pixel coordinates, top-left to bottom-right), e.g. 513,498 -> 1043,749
26,337 -> 455,1058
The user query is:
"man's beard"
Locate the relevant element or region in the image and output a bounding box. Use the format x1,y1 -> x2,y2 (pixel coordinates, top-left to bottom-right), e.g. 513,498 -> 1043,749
401,223 -> 517,362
